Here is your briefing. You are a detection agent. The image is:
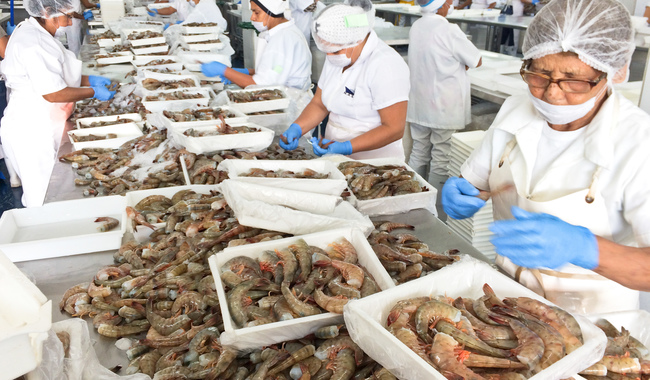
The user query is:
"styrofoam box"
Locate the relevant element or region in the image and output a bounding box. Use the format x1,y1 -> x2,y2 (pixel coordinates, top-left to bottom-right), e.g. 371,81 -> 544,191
185,40 -> 224,52
132,55 -> 180,67
142,88 -> 211,113
227,86 -> 290,114
131,44 -> 169,55
163,106 -> 248,129
96,53 -> 134,65
336,157 -> 438,217
182,24 -> 221,35
344,256 -> 607,380
180,33 -> 220,43
208,227 -> 395,351
169,122 -> 274,154
75,113 -> 143,129
0,196 -> 127,262
137,72 -> 201,95
0,250 -> 52,379
97,37 -> 121,47
68,123 -> 143,151
128,35 -> 166,47
218,159 -> 348,196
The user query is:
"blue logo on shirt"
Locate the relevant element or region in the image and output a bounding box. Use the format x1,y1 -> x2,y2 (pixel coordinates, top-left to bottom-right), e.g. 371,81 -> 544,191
344,87 -> 355,98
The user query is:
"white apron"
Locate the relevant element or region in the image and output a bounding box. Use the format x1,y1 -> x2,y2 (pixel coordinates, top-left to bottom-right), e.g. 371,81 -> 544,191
1,22 -> 82,207
324,114 -> 405,160
492,133 -> 640,314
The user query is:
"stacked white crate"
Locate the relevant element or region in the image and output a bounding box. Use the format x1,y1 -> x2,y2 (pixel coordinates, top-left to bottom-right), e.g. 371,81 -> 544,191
446,130 -> 497,261
98,0 -> 125,24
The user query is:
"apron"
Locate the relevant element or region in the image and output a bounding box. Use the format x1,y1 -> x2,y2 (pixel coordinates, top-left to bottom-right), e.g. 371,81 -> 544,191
491,105 -> 639,314
1,22 -> 82,207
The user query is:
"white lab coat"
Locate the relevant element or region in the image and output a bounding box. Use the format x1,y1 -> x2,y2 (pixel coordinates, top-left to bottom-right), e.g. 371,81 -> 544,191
407,13 -> 481,129
253,20 -> 312,91
461,90 -> 650,311
289,0 -> 324,42
170,0 -> 194,21
62,17 -> 82,56
1,18 -> 82,207
182,0 -> 227,30
318,30 -> 410,160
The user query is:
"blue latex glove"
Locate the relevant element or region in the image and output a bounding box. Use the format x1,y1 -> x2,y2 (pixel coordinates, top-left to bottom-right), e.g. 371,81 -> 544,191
6,23 -> 16,35
88,75 -> 111,87
96,3 -> 100,8
83,9 -> 94,20
164,20 -> 182,29
232,68 -> 249,75
279,123 -> 302,150
147,8 -> 158,16
441,176 -> 486,220
92,86 -> 116,101
310,137 -> 353,156
201,61 -> 227,77
490,206 -> 599,270
218,75 -> 232,85
531,0 -> 539,4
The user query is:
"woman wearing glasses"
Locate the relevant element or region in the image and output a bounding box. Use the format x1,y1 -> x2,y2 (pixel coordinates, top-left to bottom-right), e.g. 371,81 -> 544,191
1,0 -> 114,207
441,0 -> 649,314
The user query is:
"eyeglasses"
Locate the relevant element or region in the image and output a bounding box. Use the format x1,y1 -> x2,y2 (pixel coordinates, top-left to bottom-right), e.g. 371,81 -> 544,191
520,63 -> 607,94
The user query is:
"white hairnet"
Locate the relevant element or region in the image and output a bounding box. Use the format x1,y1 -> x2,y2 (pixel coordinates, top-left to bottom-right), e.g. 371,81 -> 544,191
25,0 -> 80,17
418,0 -> 445,12
312,0 -> 374,53
522,0 -> 635,81
252,0 -> 288,17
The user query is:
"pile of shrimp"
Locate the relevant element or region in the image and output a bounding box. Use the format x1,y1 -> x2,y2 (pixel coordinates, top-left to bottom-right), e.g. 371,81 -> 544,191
221,237 -> 381,328
240,168 -> 330,179
338,162 -> 428,200
227,89 -> 285,103
71,84 -> 145,120
144,91 -> 205,102
368,221 -> 461,284
385,283 -> 584,379
163,107 -> 237,122
142,78 -> 197,91
580,319 -> 650,379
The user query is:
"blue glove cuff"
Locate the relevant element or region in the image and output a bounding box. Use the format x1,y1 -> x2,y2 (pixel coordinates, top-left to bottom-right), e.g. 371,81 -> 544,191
572,226 -> 599,270
340,141 -> 353,155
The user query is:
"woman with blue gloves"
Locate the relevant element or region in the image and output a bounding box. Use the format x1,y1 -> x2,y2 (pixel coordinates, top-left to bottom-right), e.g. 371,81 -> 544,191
279,0 -> 410,159
201,0 -> 311,90
1,0 -> 115,207
442,0 -> 650,314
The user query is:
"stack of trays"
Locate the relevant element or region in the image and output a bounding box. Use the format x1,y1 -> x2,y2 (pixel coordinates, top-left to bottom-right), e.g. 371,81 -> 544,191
98,0 -> 125,24
179,33 -> 224,51
446,130 -> 497,261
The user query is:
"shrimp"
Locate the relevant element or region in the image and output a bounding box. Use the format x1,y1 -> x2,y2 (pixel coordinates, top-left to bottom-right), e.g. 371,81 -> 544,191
414,300 -> 461,343
146,298 -> 192,335
392,327 -> 435,367
315,325 -> 341,339
268,345 -> 316,376
376,221 -> 414,233
227,279 -> 259,327
95,217 -> 120,232
59,282 -> 90,310
507,319 -> 544,369
397,263 -> 423,283
282,281 -> 321,317
290,357 -> 322,379
315,336 -> 364,365
273,296 -> 296,321
276,248 -> 299,284
429,332 -> 486,380
386,296 -> 430,331
64,292 -> 90,315
326,348 -> 356,380
97,322 -> 150,338
330,260 -> 364,289
600,356 -> 642,374
185,326 -> 220,364
138,350 -> 162,378
550,305 -> 583,343
289,238 -> 312,282
328,275 -> 361,299
313,288 -> 349,314
360,273 -> 380,298
435,320 -> 511,359
453,297 -> 516,342
126,206 -> 156,230
221,256 -> 262,281
325,237 -> 358,263
460,352 -> 527,370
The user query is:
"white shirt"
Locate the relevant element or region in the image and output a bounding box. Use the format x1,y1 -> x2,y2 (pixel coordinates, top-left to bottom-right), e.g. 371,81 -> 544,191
253,19 -> 312,91
318,30 -> 410,131
183,0 -> 228,30
289,0 -> 323,41
407,13 -> 481,129
470,0 -> 495,9
170,0 -> 194,20
461,90 -> 650,246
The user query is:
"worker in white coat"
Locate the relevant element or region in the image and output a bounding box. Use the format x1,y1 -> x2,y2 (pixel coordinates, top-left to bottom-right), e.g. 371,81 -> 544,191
406,0 -> 481,217
278,0 -> 410,160
1,0 -> 115,207
442,0 -> 650,314
148,0 -> 227,31
289,0 -> 324,41
201,0 -> 311,91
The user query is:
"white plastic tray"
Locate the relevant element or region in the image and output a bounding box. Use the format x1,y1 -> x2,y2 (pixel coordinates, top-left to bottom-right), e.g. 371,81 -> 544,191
209,227 -> 395,351
218,159 -> 348,196
184,40 -> 224,51
0,251 -> 52,379
344,256 -> 607,380
96,53 -> 134,65
163,105 -> 248,129
132,55 -> 180,67
334,157 -> 438,217
178,51 -> 230,72
75,113 -> 142,129
586,310 -> 650,359
169,121 -> 274,154
131,44 -> 169,55
136,72 -> 200,95
0,196 -> 127,262
181,24 -> 221,35
97,37 -> 121,47
227,86 -> 290,114
68,123 -> 143,150
142,88 -> 211,113
128,35 -> 166,47
180,33 -> 219,43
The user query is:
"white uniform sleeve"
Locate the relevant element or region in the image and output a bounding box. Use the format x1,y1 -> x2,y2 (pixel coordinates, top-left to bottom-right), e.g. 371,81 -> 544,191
449,24 -> 482,68
367,52 -> 410,110
22,43 -> 68,96
253,41 -> 285,86
460,127 -> 496,191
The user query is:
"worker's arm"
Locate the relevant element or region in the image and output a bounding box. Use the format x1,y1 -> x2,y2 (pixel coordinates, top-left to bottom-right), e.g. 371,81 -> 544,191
292,87 -> 329,134
42,87 -> 95,103
223,67 -> 257,88
81,0 -> 98,8
594,238 -> 650,291
645,6 -> 650,22
349,100 -> 407,153
0,36 -> 8,59
150,6 -> 177,15
488,1 -> 496,8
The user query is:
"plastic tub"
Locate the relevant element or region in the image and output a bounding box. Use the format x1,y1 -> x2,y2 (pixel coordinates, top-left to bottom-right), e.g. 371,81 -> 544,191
128,35 -> 166,47
67,123 -> 143,150
95,53 -> 134,65
0,196 -> 127,262
208,227 -> 395,351
97,36 -> 121,47
131,55 -> 180,67
136,72 -> 201,95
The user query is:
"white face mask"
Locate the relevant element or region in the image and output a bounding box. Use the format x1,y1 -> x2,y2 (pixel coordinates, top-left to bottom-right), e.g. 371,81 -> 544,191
528,85 -> 607,125
252,13 -> 270,32
326,52 -> 352,67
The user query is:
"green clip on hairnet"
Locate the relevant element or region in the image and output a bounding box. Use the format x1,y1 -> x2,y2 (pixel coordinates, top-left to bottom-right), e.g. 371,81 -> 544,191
345,13 -> 368,28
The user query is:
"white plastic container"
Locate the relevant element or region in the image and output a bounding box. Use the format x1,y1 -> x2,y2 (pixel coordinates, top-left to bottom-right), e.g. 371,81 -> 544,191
344,256 -> 607,380
137,72 -> 201,95
131,44 -> 169,55
162,106 -> 248,129
142,88 -> 211,113
208,227 -> 395,351
169,121 -> 274,154
218,159 -> 348,196
178,51 -> 230,71
180,33 -> 220,43
75,113 -> 143,129
67,123 -> 143,150
181,24 -> 221,35
128,35 -> 166,47
132,55 -> 180,67
96,53 -> 134,65
227,86 -> 290,114
0,250 -> 52,379
0,196 -> 127,262
97,36 -> 121,47
245,111 -> 289,133
183,40 -> 224,51
334,157 -> 438,217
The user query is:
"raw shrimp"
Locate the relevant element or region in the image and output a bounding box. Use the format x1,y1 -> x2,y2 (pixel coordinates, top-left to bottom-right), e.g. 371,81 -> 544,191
282,281 -> 321,317
146,299 -> 192,335
314,336 -> 364,365
276,248 -> 299,284
313,288 -> 349,314
326,237 -> 358,263
227,279 -> 259,327
98,322 -> 151,338
452,297 -> 516,342
386,296 -> 430,331
268,345 -> 316,375
326,348 -> 356,380
315,325 -> 341,339
429,333 -> 486,380
289,238 -> 312,282
59,282 -> 91,310
414,300 -> 461,343
95,217 -> 120,232
507,319 -> 544,369
392,327 -> 435,367
330,260 -> 364,289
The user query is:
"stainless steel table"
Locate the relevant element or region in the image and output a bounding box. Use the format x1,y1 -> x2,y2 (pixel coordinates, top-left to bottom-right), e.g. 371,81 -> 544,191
15,208 -> 492,373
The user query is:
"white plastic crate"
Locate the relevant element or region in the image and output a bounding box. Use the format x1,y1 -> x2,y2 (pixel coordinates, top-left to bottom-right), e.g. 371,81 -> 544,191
136,72 -> 201,95
0,196 -> 127,262
162,106 -> 248,129
131,44 -> 169,55
67,123 -> 143,151
169,121 -> 274,154
75,113 -> 142,129
142,88 -> 211,113
208,227 -> 395,351
181,24 -> 221,35
227,86 -> 290,114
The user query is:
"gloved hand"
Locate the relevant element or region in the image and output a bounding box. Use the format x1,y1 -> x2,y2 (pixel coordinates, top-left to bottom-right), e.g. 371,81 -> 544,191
490,206 -> 599,270
96,3 -> 100,8
201,61 -> 227,77
83,9 -> 94,20
531,0 -> 539,4
310,137 -> 353,156
88,75 -> 111,87
278,123 -> 303,150
147,8 -> 158,16
6,23 -> 16,35
232,68 -> 249,75
164,20 -> 182,29
92,86 -> 116,101
441,176 -> 486,220
218,75 -> 232,85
